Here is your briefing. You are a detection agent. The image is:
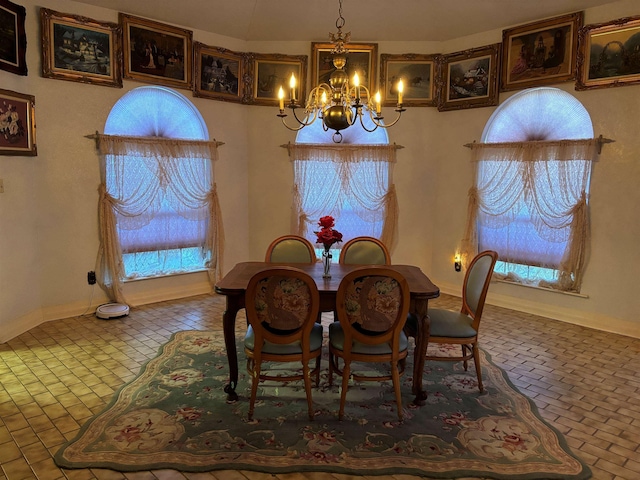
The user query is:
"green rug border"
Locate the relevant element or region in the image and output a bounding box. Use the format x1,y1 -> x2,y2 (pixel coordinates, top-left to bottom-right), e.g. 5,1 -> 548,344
54,330 -> 592,479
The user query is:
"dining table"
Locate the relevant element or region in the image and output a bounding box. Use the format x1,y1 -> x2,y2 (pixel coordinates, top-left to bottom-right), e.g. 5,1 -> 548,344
214,261 -> 440,406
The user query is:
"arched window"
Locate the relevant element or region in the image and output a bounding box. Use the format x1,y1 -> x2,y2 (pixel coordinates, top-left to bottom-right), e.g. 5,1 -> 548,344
98,86 -> 223,302
463,87 -> 597,292
288,117 -> 400,255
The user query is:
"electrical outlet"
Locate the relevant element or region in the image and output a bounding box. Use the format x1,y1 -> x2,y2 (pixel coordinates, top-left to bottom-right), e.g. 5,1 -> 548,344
0,178 -> 4,193
87,271 -> 97,285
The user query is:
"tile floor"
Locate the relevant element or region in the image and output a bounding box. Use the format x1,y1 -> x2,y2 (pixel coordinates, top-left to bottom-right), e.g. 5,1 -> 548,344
0,292 -> 639,480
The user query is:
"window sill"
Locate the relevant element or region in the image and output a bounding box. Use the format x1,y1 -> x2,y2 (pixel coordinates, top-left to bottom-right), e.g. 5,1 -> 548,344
495,278 -> 589,298
124,268 -> 209,283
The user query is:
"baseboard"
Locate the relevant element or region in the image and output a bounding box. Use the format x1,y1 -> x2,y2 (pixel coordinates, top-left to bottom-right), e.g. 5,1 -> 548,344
437,281 -> 640,339
0,309 -> 44,344
0,280 -> 213,344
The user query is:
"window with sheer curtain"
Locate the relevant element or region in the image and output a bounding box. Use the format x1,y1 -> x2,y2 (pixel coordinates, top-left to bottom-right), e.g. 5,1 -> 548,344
461,87 -> 598,293
97,86 -> 223,304
289,117 -> 399,254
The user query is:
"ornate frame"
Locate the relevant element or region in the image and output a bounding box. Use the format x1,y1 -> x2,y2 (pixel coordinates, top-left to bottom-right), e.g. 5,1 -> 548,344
501,12 -> 583,91
120,13 -> 193,89
576,15 -> 640,91
0,0 -> 27,76
438,44 -> 501,112
311,42 -> 377,99
380,53 -> 439,107
193,42 -> 247,103
40,8 -> 123,88
248,52 -> 308,106
0,88 -> 36,156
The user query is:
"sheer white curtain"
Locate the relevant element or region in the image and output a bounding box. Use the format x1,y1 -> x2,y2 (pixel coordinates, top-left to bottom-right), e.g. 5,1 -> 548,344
287,143 -> 400,250
96,134 -> 224,305
461,139 -> 598,292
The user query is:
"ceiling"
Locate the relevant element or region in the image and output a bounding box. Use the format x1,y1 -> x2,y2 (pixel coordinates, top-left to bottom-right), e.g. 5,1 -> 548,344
74,0 -> 617,42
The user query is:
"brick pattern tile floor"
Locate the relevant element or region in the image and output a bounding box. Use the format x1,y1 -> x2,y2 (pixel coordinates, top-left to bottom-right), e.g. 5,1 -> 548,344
1,292 -> 639,480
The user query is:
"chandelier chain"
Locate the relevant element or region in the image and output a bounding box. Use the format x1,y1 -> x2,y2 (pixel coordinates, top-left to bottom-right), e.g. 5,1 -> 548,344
335,0 -> 345,30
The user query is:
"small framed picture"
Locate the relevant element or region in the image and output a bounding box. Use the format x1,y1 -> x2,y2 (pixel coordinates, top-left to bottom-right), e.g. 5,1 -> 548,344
438,44 -> 501,112
193,42 -> 246,103
249,52 -> 307,106
0,88 -> 36,156
120,13 -> 192,89
501,12 -> 583,91
576,15 -> 640,91
311,42 -> 377,99
40,8 -> 123,88
380,54 -> 439,106
0,0 -> 27,76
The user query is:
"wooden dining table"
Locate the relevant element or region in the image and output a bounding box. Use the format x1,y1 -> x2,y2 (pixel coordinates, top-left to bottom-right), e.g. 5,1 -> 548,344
214,261 -> 440,405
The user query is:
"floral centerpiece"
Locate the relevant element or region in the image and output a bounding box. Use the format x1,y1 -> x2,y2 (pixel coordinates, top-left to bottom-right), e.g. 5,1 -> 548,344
314,216 -> 342,278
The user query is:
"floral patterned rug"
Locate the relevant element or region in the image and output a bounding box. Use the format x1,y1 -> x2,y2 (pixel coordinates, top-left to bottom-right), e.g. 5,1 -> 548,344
55,330 -> 590,479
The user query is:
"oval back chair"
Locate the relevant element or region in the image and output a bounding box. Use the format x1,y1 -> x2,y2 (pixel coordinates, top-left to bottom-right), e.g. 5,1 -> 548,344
244,267 -> 322,421
265,235 -> 317,264
328,267 -> 410,421
406,250 -> 498,393
339,236 -> 390,265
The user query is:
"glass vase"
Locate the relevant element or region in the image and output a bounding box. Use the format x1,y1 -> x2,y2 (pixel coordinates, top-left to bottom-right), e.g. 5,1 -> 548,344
322,248 -> 332,278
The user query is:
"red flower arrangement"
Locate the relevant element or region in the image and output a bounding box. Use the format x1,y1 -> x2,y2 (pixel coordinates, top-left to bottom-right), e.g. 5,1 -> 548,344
315,216 -> 343,251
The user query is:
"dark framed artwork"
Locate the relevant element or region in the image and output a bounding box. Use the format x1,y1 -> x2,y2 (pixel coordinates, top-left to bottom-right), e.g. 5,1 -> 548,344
249,52 -> 307,106
0,88 -> 36,156
0,0 -> 27,75
193,42 -> 246,103
438,44 -> 501,112
501,12 -> 583,91
576,15 -> 640,91
120,13 -> 192,89
311,42 -> 377,98
380,53 -> 439,106
40,8 -> 123,88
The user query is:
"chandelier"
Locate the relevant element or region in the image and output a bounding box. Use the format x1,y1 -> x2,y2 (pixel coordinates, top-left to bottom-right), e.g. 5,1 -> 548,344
277,0 -> 405,143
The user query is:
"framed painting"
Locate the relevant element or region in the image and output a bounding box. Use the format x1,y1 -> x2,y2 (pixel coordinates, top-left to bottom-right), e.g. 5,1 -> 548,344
501,12 -> 583,91
380,53 -> 439,106
576,15 -> 640,91
0,88 -> 36,156
438,44 -> 501,112
249,53 -> 307,106
120,13 -> 192,89
0,0 -> 27,75
40,8 -> 123,88
311,42 -> 377,99
193,42 -> 246,103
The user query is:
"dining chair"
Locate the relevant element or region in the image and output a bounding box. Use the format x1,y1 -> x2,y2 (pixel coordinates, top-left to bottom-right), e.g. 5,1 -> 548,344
338,236 -> 391,265
328,267 -> 410,421
405,250 -> 498,393
244,266 -> 322,421
265,235 -> 317,264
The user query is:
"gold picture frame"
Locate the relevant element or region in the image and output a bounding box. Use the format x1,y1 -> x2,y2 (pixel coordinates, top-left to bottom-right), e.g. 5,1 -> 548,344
120,13 -> 192,89
501,12 -> 583,91
311,42 -> 377,99
380,53 -> 439,107
0,88 -> 36,156
438,44 -> 501,112
576,15 -> 640,91
40,8 -> 123,88
249,52 -> 308,106
0,0 -> 27,75
193,42 -> 246,103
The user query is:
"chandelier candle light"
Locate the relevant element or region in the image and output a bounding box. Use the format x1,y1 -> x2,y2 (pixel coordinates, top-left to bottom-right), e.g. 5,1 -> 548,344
315,216 -> 343,278
277,0 -> 405,143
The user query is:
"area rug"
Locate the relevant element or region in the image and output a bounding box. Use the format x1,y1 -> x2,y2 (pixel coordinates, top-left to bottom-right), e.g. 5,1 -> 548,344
55,330 -> 591,479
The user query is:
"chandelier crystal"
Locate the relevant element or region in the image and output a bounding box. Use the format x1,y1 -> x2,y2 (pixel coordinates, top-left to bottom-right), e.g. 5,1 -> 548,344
277,0 -> 405,143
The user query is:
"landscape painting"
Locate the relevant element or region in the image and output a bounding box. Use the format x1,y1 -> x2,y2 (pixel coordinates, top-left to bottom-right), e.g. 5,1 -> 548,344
40,8 -> 122,87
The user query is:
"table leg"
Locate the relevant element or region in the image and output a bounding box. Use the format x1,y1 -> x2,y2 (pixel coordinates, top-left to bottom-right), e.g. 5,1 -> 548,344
222,294 -> 243,402
411,297 -> 430,406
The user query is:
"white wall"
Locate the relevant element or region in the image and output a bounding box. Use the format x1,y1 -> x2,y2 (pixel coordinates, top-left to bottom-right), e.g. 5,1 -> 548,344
0,0 -> 638,342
